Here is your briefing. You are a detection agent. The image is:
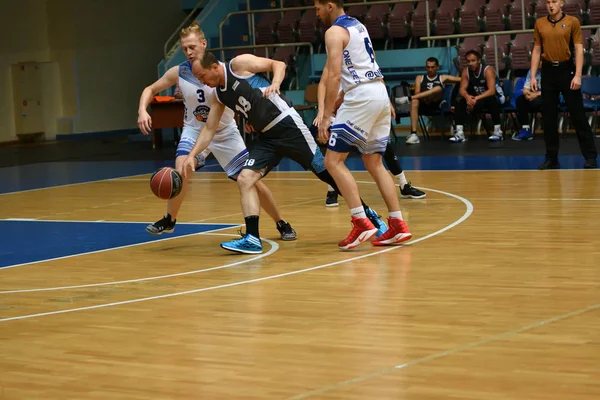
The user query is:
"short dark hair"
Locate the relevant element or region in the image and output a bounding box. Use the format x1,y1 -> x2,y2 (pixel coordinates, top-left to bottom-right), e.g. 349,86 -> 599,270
200,51 -> 219,69
315,0 -> 343,6
426,57 -> 439,66
465,50 -> 481,60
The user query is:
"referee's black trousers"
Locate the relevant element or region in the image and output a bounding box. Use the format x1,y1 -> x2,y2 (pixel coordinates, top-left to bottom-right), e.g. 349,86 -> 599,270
541,64 -> 597,160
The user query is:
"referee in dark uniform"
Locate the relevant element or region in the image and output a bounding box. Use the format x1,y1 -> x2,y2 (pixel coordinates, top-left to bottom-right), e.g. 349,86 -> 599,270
530,0 -> 598,169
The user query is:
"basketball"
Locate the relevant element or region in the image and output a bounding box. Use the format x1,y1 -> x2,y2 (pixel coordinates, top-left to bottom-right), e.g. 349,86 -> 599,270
149,167 -> 183,200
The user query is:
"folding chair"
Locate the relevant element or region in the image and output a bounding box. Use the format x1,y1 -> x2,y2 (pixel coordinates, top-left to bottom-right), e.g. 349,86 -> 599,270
418,85 -> 456,139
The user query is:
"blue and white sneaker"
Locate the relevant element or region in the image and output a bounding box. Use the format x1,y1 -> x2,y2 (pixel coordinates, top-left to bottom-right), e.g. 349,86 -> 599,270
220,233 -> 263,254
512,128 -> 533,141
488,131 -> 503,141
449,132 -> 466,143
365,207 -> 388,237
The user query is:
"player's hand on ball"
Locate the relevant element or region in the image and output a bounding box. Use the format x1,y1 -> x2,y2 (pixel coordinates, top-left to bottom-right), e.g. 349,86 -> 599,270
179,156 -> 196,178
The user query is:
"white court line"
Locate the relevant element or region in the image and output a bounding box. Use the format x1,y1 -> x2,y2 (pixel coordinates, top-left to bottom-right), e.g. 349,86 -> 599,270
286,302 -> 600,400
0,224 -> 240,271
0,172 -> 150,197
1,219 -> 236,225
0,234 -> 279,294
459,198 -> 600,201
0,162 -> 223,197
0,186 -> 473,323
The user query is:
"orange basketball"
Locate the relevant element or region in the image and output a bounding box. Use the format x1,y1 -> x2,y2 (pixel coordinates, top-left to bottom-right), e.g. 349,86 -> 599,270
150,167 -> 183,200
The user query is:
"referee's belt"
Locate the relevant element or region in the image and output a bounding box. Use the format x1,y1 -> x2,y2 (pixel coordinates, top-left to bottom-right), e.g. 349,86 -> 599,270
542,59 -> 573,67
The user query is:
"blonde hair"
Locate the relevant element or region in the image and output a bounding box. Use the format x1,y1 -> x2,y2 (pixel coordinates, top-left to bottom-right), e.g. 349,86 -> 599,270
179,21 -> 205,40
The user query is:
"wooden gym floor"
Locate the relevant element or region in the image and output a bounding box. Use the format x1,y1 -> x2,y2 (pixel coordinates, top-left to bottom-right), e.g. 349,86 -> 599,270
0,161 -> 599,399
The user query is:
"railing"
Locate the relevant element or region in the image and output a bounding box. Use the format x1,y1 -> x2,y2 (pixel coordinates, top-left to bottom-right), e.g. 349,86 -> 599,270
206,42 -> 314,89
163,0 -> 210,59
218,0 -> 419,53
162,0 -> 538,79
421,24 -> 600,74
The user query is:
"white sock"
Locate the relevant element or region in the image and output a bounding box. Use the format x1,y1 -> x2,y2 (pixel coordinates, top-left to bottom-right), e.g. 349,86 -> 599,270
395,172 -> 408,189
350,206 -> 366,219
494,124 -> 501,133
327,185 -> 335,192
456,125 -> 464,134
522,125 -> 530,130
389,211 -> 403,219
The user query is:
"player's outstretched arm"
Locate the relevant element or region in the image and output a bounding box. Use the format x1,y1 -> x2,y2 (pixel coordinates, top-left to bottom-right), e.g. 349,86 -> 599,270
180,100 -> 225,177
138,66 -> 179,135
231,54 -> 286,98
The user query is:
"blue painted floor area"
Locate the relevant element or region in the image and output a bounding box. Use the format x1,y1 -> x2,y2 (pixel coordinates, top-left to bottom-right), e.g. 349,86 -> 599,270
0,161 -> 175,194
0,155 -> 592,195
0,220 -> 238,269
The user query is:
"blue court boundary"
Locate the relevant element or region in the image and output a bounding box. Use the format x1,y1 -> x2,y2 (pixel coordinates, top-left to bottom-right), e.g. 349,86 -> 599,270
0,220 -> 239,269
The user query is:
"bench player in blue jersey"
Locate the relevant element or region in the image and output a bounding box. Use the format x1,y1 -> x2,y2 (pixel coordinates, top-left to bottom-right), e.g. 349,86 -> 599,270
137,22 -> 296,241
179,52 -> 390,254
315,0 -> 412,249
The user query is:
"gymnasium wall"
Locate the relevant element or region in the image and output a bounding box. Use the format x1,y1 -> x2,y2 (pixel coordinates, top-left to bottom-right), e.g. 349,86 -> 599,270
0,0 -> 183,142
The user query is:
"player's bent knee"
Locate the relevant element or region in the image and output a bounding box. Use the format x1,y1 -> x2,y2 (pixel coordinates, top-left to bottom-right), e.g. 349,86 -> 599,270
237,169 -> 261,190
324,151 -> 345,171
362,154 -> 384,171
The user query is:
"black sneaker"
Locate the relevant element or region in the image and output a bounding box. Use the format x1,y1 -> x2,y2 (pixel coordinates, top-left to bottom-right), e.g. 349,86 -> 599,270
539,158 -> 560,170
146,214 -> 176,235
584,158 -> 598,169
325,190 -> 339,207
400,182 -> 426,199
276,220 -> 297,241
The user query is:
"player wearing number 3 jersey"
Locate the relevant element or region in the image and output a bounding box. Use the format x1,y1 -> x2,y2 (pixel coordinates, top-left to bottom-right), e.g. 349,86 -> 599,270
314,0 -> 412,249
182,51 -> 389,254
137,22 -> 296,242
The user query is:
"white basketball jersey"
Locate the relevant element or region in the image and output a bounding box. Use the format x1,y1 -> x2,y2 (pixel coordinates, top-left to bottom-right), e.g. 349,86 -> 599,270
331,15 -> 383,94
178,61 -> 235,131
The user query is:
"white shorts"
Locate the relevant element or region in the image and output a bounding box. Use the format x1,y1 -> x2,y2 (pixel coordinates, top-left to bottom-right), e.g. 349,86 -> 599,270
176,123 -> 249,177
329,82 -> 391,155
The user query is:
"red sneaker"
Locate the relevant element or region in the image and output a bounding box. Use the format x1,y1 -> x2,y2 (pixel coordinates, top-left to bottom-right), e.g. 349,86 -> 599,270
338,216 -> 379,250
371,217 -> 412,246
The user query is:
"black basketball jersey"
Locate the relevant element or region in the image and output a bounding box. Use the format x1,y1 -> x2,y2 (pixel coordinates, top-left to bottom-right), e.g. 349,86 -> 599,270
467,64 -> 492,96
215,61 -> 293,132
420,74 -> 443,92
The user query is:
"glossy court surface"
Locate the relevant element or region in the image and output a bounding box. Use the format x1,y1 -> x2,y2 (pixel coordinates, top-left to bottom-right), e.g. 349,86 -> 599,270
1,155 -> 599,399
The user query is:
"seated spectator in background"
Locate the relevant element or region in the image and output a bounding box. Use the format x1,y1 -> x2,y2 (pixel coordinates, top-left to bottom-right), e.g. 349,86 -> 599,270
451,50 -> 503,143
395,57 -> 461,145
513,63 -> 543,141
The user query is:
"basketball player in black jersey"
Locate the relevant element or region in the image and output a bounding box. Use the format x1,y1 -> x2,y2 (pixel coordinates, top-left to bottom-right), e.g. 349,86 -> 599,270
179,52 -> 388,254
451,50 -> 503,143
395,57 -> 461,145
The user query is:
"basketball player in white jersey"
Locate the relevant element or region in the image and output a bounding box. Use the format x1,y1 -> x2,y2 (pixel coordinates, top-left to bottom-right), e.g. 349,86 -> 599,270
315,0 -> 412,248
137,22 -> 296,240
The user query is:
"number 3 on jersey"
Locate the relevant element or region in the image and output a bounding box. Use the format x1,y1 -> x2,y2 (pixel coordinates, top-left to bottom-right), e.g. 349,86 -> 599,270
236,96 -> 252,118
196,89 -> 205,103
364,37 -> 375,63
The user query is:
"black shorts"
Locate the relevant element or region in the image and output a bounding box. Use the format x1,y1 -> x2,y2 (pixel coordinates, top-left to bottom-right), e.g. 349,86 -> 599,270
419,101 -> 442,115
243,111 -> 318,176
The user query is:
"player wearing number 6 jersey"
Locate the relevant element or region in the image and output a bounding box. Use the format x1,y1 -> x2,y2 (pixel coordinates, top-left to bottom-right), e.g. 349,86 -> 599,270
137,22 -> 296,241
182,51 -> 389,254
314,0 -> 412,249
